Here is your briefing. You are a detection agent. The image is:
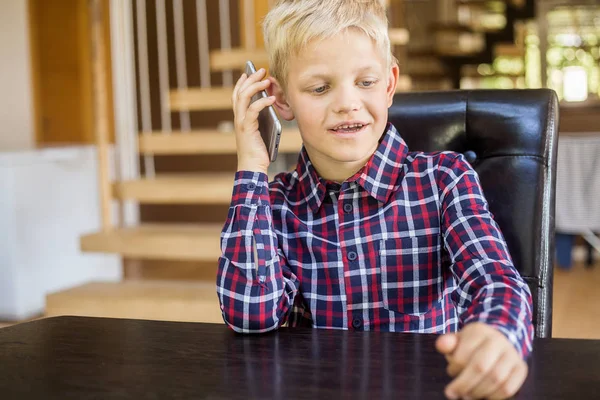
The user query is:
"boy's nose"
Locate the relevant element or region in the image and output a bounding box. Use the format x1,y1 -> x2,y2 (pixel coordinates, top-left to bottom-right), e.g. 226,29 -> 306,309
333,88 -> 361,114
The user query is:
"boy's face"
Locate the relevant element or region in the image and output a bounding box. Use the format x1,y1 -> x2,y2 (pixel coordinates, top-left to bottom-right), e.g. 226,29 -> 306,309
270,28 -> 399,180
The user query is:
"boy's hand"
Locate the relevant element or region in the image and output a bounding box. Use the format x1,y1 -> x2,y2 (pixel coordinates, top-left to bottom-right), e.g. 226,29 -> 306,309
232,67 -> 276,174
435,322 -> 528,400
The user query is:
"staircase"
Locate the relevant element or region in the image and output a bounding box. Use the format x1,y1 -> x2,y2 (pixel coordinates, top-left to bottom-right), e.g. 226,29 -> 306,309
407,0 -> 535,90
46,0 -> 411,323
447,0 -> 534,88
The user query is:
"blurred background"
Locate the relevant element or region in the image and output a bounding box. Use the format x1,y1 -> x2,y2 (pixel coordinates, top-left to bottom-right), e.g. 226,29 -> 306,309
0,0 -> 598,339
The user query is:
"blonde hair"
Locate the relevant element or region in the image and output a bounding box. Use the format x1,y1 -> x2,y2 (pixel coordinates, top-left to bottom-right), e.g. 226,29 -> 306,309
262,0 -> 394,89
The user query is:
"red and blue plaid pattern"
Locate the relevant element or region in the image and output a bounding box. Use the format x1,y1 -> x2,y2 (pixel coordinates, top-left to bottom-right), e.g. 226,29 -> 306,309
217,123 -> 534,358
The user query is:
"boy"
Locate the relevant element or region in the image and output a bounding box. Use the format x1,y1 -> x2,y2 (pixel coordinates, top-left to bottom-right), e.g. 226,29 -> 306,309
217,1 -> 533,399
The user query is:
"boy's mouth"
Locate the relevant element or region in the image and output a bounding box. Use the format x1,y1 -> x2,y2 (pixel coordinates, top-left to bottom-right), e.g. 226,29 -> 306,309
329,123 -> 367,134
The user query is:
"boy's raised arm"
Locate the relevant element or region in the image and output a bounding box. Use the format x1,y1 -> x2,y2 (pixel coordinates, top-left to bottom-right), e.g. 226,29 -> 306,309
216,68 -> 298,333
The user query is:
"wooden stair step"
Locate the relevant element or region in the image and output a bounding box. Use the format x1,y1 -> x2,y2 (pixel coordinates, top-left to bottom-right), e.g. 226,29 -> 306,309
461,64 -> 523,78
431,22 -> 475,33
210,48 -> 269,72
436,48 -> 481,57
112,173 -> 281,204
113,173 -> 234,204
169,87 -> 232,111
457,0 -> 497,6
138,129 -> 303,155
80,224 -> 222,261
46,281 -> 223,323
388,28 -> 410,45
407,47 -> 438,57
494,43 -> 524,58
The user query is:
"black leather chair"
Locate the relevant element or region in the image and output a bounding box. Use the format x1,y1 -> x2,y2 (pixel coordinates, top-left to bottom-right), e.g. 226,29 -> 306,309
389,89 -> 559,339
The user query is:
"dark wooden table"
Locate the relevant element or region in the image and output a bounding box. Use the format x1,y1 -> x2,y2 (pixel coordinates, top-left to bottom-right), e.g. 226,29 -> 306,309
1,316 -> 598,399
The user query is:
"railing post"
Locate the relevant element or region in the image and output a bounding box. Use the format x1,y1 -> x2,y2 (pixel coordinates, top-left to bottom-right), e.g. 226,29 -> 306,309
90,0 -> 112,231
110,0 -> 141,228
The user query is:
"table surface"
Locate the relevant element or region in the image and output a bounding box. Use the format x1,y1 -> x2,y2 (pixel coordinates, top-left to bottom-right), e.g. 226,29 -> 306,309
1,316 -> 598,399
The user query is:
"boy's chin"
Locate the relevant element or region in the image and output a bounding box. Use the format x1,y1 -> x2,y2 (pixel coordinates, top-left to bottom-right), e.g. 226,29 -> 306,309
305,141 -> 376,166
324,149 -> 374,164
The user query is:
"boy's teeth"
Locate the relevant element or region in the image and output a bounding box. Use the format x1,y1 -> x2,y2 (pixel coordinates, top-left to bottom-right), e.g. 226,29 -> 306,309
335,124 -> 363,130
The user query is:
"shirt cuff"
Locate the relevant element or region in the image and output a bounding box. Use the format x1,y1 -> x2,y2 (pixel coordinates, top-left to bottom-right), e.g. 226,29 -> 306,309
230,170 -> 270,207
466,318 -> 532,359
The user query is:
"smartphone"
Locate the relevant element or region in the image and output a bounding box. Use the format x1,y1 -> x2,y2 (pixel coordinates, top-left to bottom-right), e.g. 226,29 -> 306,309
245,60 -> 282,162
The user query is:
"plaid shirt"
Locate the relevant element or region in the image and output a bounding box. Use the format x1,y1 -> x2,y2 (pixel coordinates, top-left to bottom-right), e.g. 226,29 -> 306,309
217,123 -> 534,358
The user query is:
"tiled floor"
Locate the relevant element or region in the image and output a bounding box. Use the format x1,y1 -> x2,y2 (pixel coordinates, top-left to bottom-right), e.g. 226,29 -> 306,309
1,262 -> 600,338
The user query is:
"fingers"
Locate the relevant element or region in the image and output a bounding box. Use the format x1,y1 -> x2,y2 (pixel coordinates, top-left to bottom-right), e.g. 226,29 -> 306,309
234,67 -> 266,97
445,339 -> 502,399
437,324 -> 529,400
447,326 -> 487,371
230,68 -> 275,172
246,95 -> 276,117
436,334 -> 458,356
467,352 -> 517,399
231,73 -> 248,105
233,68 -> 267,110
241,95 -> 276,133
234,78 -> 275,133
446,361 -> 462,378
488,361 -> 528,400
238,79 -> 271,113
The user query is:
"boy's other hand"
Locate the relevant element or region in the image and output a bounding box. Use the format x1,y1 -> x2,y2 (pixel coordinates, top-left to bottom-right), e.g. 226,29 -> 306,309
232,68 -> 276,174
435,322 -> 528,400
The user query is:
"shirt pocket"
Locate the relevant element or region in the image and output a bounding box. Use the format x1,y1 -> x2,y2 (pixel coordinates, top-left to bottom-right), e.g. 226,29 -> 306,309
379,235 -> 443,316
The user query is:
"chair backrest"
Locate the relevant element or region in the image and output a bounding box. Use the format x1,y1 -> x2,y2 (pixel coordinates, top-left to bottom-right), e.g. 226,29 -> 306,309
388,89 -> 559,338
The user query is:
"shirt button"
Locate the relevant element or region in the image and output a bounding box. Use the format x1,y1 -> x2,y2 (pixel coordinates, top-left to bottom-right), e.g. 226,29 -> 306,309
352,318 -> 363,329
246,183 -> 256,191
347,251 -> 357,261
343,203 -> 353,213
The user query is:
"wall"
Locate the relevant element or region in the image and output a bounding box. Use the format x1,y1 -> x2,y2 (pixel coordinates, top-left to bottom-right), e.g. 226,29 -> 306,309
0,146 -> 122,320
0,0 -> 35,150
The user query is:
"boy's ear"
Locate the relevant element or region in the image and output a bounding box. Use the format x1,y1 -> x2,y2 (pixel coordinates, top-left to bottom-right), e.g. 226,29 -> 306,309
386,63 -> 400,108
267,77 -> 295,121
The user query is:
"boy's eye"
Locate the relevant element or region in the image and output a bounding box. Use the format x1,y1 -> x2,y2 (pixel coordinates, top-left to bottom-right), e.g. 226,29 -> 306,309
312,85 -> 328,94
359,80 -> 377,87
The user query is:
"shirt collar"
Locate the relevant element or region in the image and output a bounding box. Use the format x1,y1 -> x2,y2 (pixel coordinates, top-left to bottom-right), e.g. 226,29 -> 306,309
295,123 -> 409,213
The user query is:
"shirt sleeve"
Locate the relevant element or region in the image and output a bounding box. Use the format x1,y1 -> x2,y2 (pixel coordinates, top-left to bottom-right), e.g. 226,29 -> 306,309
438,153 -> 534,358
216,170 -> 299,333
